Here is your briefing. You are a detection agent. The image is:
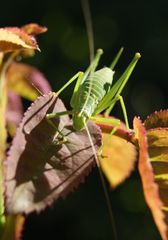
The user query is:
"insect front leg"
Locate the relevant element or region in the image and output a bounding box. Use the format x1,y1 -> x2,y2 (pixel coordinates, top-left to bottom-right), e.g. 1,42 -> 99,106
46,71 -> 85,144
46,117 -> 67,145
55,71 -> 84,97
46,110 -> 73,145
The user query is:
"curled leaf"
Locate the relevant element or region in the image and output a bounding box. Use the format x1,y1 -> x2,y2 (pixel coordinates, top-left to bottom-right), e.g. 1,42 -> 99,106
96,118 -> 136,188
21,23 -> 47,36
5,92 -> 102,214
133,117 -> 167,240
7,62 -> 52,100
0,27 -> 39,53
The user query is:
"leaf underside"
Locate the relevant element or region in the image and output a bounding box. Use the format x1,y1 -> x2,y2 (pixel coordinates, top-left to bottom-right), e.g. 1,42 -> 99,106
5,92 -> 102,214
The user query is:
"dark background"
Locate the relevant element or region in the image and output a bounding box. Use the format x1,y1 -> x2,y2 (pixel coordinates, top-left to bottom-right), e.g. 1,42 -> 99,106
2,0 -> 168,239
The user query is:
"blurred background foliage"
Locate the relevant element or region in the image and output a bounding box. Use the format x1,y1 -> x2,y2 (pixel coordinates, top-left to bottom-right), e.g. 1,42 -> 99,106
1,0 -> 168,239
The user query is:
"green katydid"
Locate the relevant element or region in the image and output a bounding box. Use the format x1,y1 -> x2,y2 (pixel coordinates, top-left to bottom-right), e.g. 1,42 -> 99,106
45,1 -> 140,239
45,48 -> 140,240
46,49 -> 140,133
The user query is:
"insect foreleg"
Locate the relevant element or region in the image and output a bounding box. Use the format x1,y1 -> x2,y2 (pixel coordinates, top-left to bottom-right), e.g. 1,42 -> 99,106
55,71 -> 84,97
46,111 -> 73,145
46,110 -> 73,120
46,117 -> 68,145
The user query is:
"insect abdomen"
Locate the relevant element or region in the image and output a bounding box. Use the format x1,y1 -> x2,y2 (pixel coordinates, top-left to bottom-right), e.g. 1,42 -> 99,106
75,67 -> 114,118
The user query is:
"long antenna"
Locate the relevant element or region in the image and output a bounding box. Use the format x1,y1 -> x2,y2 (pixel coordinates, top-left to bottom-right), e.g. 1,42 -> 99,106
84,121 -> 118,240
81,0 -> 94,62
81,1 -> 118,239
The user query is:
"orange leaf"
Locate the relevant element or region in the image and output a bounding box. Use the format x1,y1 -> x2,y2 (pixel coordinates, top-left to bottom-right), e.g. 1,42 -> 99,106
0,27 -> 39,53
134,117 -> 167,240
21,23 -> 47,36
97,118 -> 136,188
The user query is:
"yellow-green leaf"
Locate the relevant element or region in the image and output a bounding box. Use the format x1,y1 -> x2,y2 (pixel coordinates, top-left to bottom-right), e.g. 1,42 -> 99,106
7,62 -> 51,101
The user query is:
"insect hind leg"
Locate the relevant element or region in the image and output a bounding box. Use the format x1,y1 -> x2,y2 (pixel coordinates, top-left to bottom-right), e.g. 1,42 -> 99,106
104,93 -> 129,130
117,95 -> 129,130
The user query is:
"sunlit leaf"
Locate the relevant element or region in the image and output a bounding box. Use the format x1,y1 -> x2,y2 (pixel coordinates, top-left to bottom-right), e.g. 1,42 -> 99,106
7,62 -> 52,101
96,119 -> 136,188
133,117 -> 167,240
0,27 -> 39,53
5,92 -> 102,214
6,91 -> 23,136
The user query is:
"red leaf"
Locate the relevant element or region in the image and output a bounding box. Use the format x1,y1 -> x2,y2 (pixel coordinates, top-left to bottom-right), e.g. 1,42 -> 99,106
133,117 -> 167,240
144,110 -> 168,130
5,92 -> 102,214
